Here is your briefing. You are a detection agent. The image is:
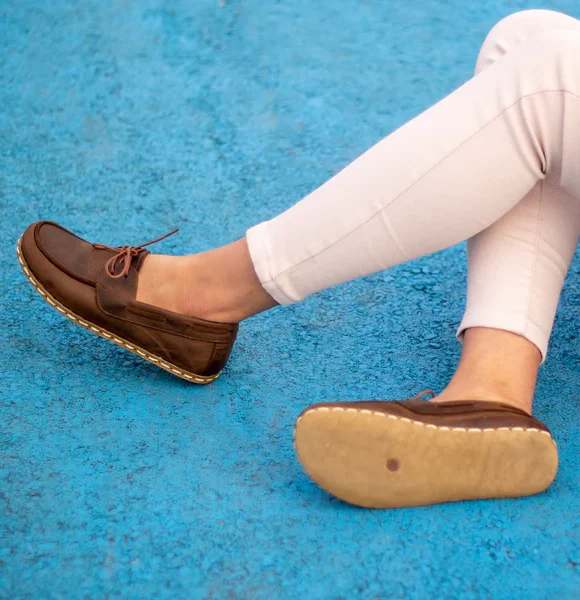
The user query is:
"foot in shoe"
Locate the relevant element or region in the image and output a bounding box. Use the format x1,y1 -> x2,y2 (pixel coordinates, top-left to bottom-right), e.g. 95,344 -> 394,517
294,390 -> 558,509
136,239 -> 278,324
17,221 -> 239,383
135,252 -> 245,323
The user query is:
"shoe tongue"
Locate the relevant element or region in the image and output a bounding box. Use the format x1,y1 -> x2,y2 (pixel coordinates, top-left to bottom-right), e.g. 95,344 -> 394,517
97,250 -> 150,307
133,249 -> 150,273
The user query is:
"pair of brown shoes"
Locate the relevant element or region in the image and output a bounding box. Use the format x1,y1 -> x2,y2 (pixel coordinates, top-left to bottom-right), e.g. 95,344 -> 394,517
17,221 -> 559,509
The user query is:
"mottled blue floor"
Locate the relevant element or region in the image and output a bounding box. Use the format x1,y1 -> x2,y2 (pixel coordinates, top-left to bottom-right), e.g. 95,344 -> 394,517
1,1 -> 580,598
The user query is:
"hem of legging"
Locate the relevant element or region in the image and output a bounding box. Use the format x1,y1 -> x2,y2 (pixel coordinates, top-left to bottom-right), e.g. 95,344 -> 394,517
245,221 -> 296,306
456,311 -> 548,364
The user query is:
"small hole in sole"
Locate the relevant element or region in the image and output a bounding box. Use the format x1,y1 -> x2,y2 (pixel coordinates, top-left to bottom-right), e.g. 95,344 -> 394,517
386,458 -> 400,472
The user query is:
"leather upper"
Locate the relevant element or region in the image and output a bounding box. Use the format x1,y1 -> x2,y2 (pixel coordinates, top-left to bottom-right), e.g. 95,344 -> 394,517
300,398 -> 551,433
20,221 -> 239,377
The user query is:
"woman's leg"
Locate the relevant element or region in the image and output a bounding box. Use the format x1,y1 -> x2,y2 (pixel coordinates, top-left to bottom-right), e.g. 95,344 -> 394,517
436,10 -> 580,412
139,11 -> 580,391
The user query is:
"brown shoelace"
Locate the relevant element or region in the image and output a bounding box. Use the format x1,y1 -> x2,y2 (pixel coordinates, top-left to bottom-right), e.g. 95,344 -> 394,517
93,228 -> 179,279
410,389 -> 436,401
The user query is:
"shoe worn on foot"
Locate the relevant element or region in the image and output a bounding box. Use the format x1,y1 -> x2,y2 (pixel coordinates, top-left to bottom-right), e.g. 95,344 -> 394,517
17,221 -> 238,384
294,391 -> 558,508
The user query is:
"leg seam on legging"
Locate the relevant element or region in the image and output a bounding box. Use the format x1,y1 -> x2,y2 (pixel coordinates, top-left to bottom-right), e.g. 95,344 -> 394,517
267,88 -> 580,287
522,178 -> 544,332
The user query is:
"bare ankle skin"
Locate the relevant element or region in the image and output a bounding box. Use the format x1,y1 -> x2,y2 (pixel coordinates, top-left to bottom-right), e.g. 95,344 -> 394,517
433,327 -> 541,414
136,238 -> 278,323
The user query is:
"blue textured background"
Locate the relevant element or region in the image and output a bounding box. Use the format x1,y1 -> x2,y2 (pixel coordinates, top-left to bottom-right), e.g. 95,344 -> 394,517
1,1 -> 579,598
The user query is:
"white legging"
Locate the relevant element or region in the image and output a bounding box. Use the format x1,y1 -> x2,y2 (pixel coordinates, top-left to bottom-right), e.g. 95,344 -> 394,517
246,9 -> 580,363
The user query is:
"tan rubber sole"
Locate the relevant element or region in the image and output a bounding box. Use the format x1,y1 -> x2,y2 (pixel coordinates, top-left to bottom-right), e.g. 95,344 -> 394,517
294,405 -> 558,508
16,237 -> 220,385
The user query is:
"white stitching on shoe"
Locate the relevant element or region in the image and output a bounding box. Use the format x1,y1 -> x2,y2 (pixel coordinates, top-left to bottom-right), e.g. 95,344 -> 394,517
296,405 -> 554,437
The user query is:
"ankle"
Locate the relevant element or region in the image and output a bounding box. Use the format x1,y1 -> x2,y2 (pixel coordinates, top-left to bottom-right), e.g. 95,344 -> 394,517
180,243 -> 278,322
431,328 -> 541,415
136,239 -> 278,323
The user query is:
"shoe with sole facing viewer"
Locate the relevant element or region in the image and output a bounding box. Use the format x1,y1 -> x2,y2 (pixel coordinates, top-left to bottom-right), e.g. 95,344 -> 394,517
17,221 -> 238,384
294,390 -> 558,508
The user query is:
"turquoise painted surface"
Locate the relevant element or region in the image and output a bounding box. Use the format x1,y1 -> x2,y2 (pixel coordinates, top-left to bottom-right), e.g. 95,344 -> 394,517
1,1 -> 579,597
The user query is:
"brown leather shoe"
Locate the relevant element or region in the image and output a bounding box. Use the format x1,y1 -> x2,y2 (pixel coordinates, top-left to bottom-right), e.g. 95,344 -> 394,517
17,221 -> 238,384
294,391 -> 558,508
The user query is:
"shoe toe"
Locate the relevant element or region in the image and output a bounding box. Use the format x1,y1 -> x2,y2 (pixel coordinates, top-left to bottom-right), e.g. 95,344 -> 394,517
19,220 -> 98,286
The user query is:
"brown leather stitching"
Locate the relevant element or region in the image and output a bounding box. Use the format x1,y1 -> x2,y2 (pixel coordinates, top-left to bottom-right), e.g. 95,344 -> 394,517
94,286 -> 232,344
125,304 -> 168,322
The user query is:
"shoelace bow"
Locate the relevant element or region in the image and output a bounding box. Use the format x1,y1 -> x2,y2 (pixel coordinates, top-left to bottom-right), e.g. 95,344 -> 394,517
93,228 -> 179,279
410,389 -> 435,401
